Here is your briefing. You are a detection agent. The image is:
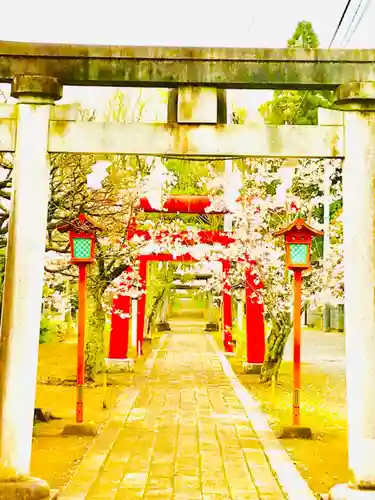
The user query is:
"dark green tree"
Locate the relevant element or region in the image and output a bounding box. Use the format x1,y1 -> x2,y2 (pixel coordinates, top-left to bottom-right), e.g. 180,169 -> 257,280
259,21 -> 333,126
259,20 -> 342,228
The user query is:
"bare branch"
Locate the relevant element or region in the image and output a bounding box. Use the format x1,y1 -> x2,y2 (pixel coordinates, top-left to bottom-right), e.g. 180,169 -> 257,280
0,191 -> 10,200
45,266 -> 77,278
45,243 -> 70,253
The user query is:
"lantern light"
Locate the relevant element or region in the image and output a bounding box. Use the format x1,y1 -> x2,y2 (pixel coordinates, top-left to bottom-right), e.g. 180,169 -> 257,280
58,213 -> 102,265
272,218 -> 323,270
70,233 -> 96,263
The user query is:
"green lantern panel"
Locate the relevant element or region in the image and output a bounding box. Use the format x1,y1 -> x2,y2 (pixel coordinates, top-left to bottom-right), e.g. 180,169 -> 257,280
73,238 -> 92,259
289,243 -> 309,265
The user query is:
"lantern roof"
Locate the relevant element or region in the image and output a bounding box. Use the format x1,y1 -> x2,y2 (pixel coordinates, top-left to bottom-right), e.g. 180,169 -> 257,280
272,218 -> 324,238
57,213 -> 103,234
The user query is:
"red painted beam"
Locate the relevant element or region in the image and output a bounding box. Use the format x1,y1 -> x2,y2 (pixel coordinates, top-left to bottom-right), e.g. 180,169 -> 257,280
138,195 -> 229,214
131,230 -> 235,246
139,253 -> 198,262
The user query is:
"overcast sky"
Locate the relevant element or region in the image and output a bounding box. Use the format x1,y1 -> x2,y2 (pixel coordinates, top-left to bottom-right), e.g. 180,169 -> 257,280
1,0 -> 372,47
1,0 -> 373,112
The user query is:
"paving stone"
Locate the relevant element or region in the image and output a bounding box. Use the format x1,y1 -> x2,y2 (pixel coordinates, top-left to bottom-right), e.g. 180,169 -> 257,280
125,460 -> 151,474
151,452 -> 175,463
88,495 -> 119,500
230,493 -> 260,500
149,464 -> 174,477
202,494 -> 232,500
175,465 -> 201,476
146,477 -> 173,490
143,489 -> 173,499
201,477 -> 230,495
174,493 -> 202,500
259,494 -> 285,499
114,487 -> 145,499
119,472 -> 148,491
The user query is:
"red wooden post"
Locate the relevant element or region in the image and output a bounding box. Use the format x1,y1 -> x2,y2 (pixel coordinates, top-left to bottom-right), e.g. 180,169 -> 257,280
137,258 -> 147,356
293,269 -> 302,426
245,268 -> 265,365
222,259 -> 234,353
77,263 -> 87,423
109,294 -> 130,359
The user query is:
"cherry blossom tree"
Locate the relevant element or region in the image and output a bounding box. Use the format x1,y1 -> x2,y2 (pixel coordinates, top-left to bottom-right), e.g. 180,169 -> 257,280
194,157 -> 344,381
44,89 -> 177,379
42,88 -> 344,383
102,151 -> 343,383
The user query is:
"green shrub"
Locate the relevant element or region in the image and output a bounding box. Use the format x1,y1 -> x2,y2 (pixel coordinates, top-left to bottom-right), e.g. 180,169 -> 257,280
39,316 -> 68,344
39,317 -> 52,344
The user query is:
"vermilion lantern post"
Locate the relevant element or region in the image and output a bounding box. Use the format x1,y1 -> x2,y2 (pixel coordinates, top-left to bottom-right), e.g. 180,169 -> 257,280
273,218 -> 323,435
58,214 -> 101,424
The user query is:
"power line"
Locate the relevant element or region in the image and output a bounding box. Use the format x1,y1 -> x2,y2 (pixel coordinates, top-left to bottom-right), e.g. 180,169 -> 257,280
344,0 -> 373,45
329,0 -> 355,47
341,0 -> 364,45
288,0 -> 354,125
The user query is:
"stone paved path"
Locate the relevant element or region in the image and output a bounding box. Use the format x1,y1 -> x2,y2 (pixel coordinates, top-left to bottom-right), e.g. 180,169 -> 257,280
62,334 -> 295,499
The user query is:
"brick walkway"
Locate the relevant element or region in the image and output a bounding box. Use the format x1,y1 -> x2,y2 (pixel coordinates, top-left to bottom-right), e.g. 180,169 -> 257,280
61,334 -> 312,500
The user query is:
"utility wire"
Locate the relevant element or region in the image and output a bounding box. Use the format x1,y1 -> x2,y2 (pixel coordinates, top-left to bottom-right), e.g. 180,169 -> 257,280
341,0 -> 364,45
288,0 -> 354,125
344,0 -> 373,45
329,0 -> 355,47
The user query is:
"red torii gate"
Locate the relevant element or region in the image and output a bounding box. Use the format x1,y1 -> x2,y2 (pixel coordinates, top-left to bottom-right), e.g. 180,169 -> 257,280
138,195 -> 226,214
109,231 -> 236,356
108,195 -> 265,369
138,251 -> 234,353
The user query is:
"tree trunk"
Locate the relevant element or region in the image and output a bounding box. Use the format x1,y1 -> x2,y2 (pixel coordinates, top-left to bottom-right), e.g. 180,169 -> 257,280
260,312 -> 291,383
146,291 -> 164,337
157,294 -> 169,324
85,285 -> 106,381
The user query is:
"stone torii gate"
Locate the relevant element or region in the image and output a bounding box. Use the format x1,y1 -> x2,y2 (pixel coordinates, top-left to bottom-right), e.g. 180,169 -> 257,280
0,42 -> 373,499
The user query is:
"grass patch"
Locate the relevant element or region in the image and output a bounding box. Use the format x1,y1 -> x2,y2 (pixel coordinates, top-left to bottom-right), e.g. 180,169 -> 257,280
39,315 -> 68,344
